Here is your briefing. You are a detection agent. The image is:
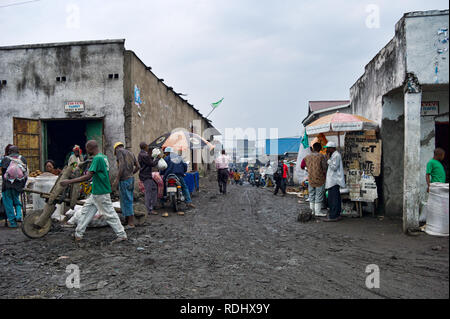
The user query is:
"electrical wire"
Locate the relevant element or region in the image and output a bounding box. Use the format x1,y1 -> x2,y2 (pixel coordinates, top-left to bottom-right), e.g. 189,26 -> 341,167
0,0 -> 41,8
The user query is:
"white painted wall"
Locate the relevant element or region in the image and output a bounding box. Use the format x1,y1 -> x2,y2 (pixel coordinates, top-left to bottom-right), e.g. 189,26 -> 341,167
0,41 -> 126,172
405,13 -> 449,85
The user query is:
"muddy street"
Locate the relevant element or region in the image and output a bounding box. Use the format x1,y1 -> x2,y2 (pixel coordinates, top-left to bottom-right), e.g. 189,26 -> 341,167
0,176 -> 448,299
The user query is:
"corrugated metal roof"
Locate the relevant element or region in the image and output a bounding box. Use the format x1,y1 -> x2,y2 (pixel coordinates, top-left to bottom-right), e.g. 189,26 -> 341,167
309,100 -> 350,112
265,138 -> 301,155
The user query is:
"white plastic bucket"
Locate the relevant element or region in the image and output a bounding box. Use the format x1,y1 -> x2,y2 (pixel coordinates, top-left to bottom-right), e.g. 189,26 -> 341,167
425,183 -> 449,237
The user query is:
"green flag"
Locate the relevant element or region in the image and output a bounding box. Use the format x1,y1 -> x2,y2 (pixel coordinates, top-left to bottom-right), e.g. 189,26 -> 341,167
211,97 -> 224,108
301,131 -> 309,149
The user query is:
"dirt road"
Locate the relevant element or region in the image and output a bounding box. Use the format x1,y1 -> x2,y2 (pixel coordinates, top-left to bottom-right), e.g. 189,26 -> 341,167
0,176 -> 448,299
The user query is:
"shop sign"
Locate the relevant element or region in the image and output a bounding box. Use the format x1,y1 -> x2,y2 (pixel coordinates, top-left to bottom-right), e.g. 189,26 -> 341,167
347,170 -> 378,202
421,101 -> 439,116
65,101 -> 85,113
343,131 -> 382,177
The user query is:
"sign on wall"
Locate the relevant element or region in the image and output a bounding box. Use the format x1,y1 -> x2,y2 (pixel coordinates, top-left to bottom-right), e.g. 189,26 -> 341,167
346,169 -> 378,202
343,131 -> 382,177
360,174 -> 378,201
421,101 -> 439,116
65,101 -> 85,113
347,169 -> 362,200
134,84 -> 142,106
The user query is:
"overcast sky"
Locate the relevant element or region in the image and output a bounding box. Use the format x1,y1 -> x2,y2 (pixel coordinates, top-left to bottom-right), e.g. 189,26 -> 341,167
1,0 -> 448,140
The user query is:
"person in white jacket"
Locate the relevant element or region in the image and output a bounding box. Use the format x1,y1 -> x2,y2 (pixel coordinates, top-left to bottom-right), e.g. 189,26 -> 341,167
324,141 -> 346,222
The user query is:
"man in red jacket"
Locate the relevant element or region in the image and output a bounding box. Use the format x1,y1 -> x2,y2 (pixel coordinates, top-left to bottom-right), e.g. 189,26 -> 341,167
274,157 -> 289,196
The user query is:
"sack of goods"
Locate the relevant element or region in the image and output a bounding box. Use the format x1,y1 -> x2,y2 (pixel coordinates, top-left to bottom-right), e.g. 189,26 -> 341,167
425,183 -> 449,237
157,158 -> 168,170
65,205 -> 109,228
4,156 -> 27,182
152,148 -> 161,158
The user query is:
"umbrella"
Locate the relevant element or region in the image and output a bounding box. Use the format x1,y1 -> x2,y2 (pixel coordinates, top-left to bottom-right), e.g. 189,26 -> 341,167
149,129 -> 215,151
305,112 -> 378,136
305,112 -> 378,148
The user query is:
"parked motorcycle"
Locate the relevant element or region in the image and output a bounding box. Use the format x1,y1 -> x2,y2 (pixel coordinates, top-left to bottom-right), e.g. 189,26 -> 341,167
165,174 -> 185,212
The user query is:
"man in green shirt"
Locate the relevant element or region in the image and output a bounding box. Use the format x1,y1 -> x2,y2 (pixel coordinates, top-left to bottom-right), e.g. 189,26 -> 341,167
426,148 -> 446,192
60,140 -> 127,244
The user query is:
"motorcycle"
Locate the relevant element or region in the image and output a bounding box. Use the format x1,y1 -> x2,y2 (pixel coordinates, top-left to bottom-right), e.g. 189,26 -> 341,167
165,174 -> 185,212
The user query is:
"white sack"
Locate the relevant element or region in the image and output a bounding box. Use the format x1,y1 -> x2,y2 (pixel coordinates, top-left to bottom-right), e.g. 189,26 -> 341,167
425,183 -> 449,237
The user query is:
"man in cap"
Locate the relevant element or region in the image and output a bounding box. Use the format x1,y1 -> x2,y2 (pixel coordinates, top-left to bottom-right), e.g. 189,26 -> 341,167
323,141 -> 346,221
60,140 -> 127,243
112,142 -> 140,228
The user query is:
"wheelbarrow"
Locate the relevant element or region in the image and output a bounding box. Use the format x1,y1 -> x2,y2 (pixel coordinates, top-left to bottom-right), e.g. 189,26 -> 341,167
21,161 -> 148,239
22,162 -> 89,239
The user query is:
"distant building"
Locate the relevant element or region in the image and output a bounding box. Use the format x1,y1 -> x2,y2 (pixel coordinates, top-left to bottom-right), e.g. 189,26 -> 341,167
265,137 -> 301,158
349,10 -> 449,231
301,100 -> 351,127
236,139 -> 256,159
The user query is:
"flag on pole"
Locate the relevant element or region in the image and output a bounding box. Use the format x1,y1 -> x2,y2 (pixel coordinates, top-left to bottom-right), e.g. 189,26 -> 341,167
211,97 -> 224,108
301,131 -> 309,149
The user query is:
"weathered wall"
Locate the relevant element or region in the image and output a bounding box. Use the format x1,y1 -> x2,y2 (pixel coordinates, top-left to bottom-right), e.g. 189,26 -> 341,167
380,91 -> 405,216
419,88 -> 449,199
350,17 -> 407,124
0,40 -> 127,175
124,51 -> 213,172
405,11 -> 449,85
379,88 -> 449,217
349,11 -> 449,217
349,18 -> 407,217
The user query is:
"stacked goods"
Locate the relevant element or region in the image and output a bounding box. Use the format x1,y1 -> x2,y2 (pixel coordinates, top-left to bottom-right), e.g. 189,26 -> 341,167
286,186 -> 301,193
29,170 -> 43,177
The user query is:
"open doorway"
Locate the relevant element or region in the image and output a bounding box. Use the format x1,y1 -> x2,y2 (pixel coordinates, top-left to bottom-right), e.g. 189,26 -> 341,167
44,119 -> 103,170
46,121 -> 87,169
435,122 -> 449,183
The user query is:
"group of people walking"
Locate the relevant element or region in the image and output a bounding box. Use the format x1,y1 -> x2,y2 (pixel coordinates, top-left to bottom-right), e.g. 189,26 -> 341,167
0,140 -> 195,244
62,141 -> 195,243
213,150 -> 292,196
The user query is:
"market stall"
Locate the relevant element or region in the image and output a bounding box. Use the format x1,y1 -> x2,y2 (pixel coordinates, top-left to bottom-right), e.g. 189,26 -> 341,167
342,130 -> 382,217
305,112 -> 381,217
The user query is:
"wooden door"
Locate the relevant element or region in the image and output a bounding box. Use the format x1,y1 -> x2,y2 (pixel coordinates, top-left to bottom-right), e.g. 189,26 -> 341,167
13,118 -> 41,172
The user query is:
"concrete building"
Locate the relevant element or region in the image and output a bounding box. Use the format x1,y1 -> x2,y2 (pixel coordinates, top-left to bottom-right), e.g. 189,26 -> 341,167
349,10 -> 449,232
301,100 -> 351,127
222,139 -> 256,163
236,139 -> 256,161
0,39 -> 219,180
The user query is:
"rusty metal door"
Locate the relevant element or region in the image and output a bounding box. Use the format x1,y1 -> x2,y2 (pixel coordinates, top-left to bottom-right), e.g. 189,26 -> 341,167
13,118 -> 41,173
